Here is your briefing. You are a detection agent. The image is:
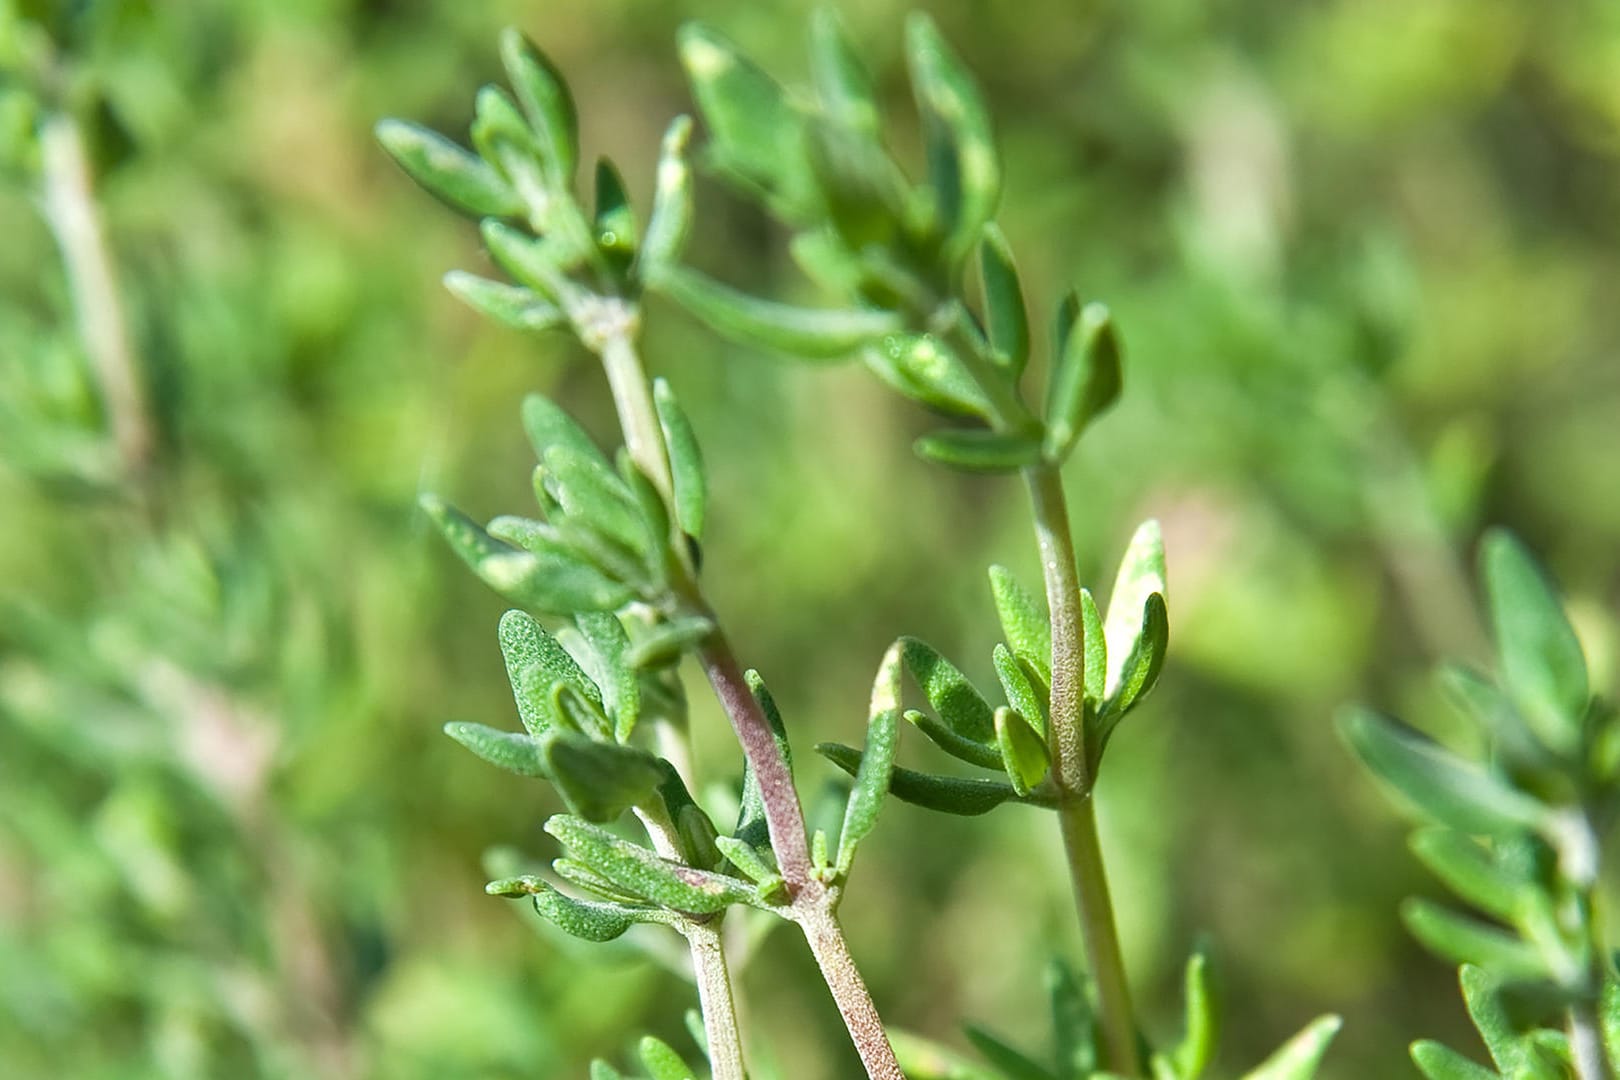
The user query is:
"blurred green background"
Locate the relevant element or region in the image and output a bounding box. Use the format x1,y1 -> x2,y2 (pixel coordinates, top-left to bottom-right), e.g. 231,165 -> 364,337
3,0 -> 1619,1076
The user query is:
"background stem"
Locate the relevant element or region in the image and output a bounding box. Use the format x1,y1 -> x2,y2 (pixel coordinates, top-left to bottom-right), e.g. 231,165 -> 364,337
1023,463 -> 1143,1076
39,110 -> 153,482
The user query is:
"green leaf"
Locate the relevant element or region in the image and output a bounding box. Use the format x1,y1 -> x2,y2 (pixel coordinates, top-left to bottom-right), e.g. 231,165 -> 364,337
836,642 -> 902,876
498,609 -> 602,736
995,706 -> 1049,796
1409,829 -> 1525,922
866,331 -> 990,417
375,119 -> 522,218
989,565 -> 1052,684
1047,959 -> 1097,1080
994,643 -> 1047,736
593,157 -> 638,274
499,28 -> 579,187
626,616 -> 715,669
1080,588 -> 1106,705
1481,530 -> 1589,757
677,22 -> 811,217
1171,945 -> 1220,1080
470,84 -> 539,173
541,732 -> 663,822
979,225 -> 1030,376
1438,665 -> 1547,768
527,879 -> 652,942
544,444 -> 650,556
421,495 -> 632,613
443,270 -> 562,331
638,1036 -> 696,1080
641,116 -> 695,276
522,393 -> 613,474
1458,965 -> 1527,1073
548,680 -> 613,741
714,835 -> 784,896
735,670 -> 794,849
656,762 -> 721,871
443,722 -> 547,777
1241,1015 -> 1341,1080
809,9 -> 882,140
963,1026 -> 1055,1080
482,219 -> 578,297
1339,708 -> 1552,836
889,1030 -> 1006,1080
1044,299 -> 1122,462
1601,977 -> 1620,1070
1401,899 -> 1546,979
906,708 -> 1003,770
901,637 -> 995,744
653,378 -> 707,541
1411,1041 -> 1500,1080
1103,520 -> 1166,698
914,428 -> 1042,472
574,613 -> 641,741
905,13 -> 1000,263
545,815 -> 755,914
656,266 -> 902,359
817,743 -> 1020,815
1094,591 -> 1168,757
589,1062 -> 627,1080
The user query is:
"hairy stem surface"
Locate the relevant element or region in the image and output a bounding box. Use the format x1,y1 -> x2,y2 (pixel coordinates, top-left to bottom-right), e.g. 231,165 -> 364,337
798,906 -> 904,1080
685,920 -> 748,1080
40,110 -> 153,480
1024,463 -> 1142,1077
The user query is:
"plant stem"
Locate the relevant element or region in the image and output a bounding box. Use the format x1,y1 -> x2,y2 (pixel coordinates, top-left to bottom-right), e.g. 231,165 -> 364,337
39,109 -> 154,481
596,311 -> 676,505
798,905 -> 904,1080
1023,462 -> 1143,1077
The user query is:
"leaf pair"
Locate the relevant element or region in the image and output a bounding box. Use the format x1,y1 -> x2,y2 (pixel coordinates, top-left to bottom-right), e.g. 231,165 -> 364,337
1411,966 -> 1576,1080
542,815 -> 765,919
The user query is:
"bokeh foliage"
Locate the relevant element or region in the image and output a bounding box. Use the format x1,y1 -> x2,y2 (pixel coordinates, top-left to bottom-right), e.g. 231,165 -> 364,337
2,0 -> 1618,1077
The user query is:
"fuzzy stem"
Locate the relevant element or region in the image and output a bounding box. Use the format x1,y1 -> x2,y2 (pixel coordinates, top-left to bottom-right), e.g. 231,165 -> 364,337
597,317 -> 676,505
798,905 -> 905,1080
1023,462 -> 1142,1077
39,110 -> 153,480
686,920 -> 749,1080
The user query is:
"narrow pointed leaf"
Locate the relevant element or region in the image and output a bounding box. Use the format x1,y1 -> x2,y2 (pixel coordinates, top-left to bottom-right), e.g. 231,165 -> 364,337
575,612 -> 641,741
1459,965 -> 1526,1072
499,28 -> 578,186
1080,588 -> 1106,705
1339,708 -> 1552,836
1044,300 -> 1122,461
915,428 -> 1042,472
1439,664 -> 1546,768
906,708 -> 1003,769
905,13 -> 999,261
544,445 -> 649,555
548,680 -> 613,741
653,377 -> 707,541
901,637 -> 995,744
714,834 -> 783,893
470,84 -> 539,169
443,271 -> 562,331
1409,829 -> 1525,922
1103,520 -> 1166,698
545,815 -> 753,914
443,722 -> 547,777
1172,945 -> 1220,1080
867,331 -> 990,417
995,706 -> 1049,795
1103,592 -> 1168,718
641,114 -> 695,276
1047,959 -> 1097,1080
980,224 -> 1029,375
994,643 -> 1046,735
817,743 -> 1020,815
498,609 -> 602,737
1401,899 -> 1546,979
593,157 -> 637,272
482,218 -> 579,293
1410,1041 -> 1500,1080
541,732 -> 662,822
1481,530 -> 1589,757
990,565 -> 1052,683
1241,1015 -> 1341,1080
810,9 -> 882,138
528,879 -> 662,942
522,393 -> 613,473
963,1026 -> 1055,1080
734,670 -> 793,849
627,616 -> 715,669
889,1030 -> 1006,1080
376,119 -> 522,217
656,266 -> 901,359
837,642 -> 902,876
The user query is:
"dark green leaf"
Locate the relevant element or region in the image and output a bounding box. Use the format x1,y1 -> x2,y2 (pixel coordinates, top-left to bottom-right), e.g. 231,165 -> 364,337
443,721 -> 547,777
541,732 -> 662,822
905,13 -> 1000,262
817,743 -> 1020,815
641,116 -> 695,276
1047,959 -> 1097,1080
593,157 -> 637,273
375,119 -> 522,218
906,708 -> 1002,770
995,706 -> 1049,796
735,670 -> 794,848
866,332 -> 990,417
656,266 -> 902,359
994,643 -> 1046,736
914,428 -> 1042,472
545,815 -> 754,914
980,225 -> 1029,376
527,879 -> 656,942
1401,899 -> 1545,979
901,637 -> 995,744
627,616 -> 715,669
443,270 -> 562,331
498,608 -> 601,736
523,396 -> 615,478
548,680 -> 613,741
810,9 -> 882,139
1481,530 -> 1589,757
837,642 -> 902,876
1339,708 -> 1552,836
990,565 -> 1052,683
1102,592 -> 1168,724
1241,1015 -> 1341,1080
499,28 -> 579,187
544,444 -> 649,555
574,612 -> 640,741
1044,300 -> 1122,462
653,377 -> 707,541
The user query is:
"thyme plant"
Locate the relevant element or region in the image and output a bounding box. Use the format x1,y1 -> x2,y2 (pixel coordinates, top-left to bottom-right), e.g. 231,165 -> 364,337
380,10 -> 1616,1080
